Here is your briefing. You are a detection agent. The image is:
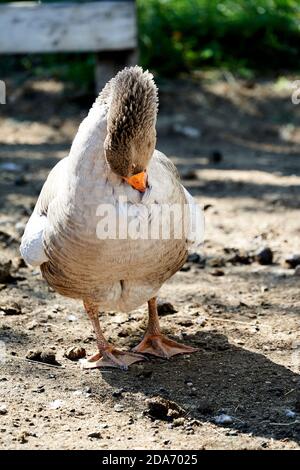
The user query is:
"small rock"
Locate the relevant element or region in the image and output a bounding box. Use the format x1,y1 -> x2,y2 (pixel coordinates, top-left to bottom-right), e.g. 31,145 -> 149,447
284,254 -> 300,269
114,404 -> 124,412
49,400 -> 63,410
26,349 -> 60,366
214,414 -> 233,425
255,247 -> 273,265
180,265 -> 191,272
26,321 -> 38,331
67,315 -> 77,322
0,404 -> 7,415
64,346 -> 86,361
188,253 -> 201,263
172,417 -> 185,427
187,253 -> 206,267
112,388 -> 124,398
173,124 -> 201,139
226,249 -> 253,265
211,269 -> 225,277
99,423 -> 109,429
157,300 -> 177,316
178,318 -> 193,327
146,396 -> 185,421
226,429 -> 238,436
196,317 -> 207,326
285,409 -> 296,419
17,431 -> 29,444
0,301 -> 22,316
261,285 -> 269,292
33,385 -> 45,394
180,169 -> 198,180
88,431 -> 102,439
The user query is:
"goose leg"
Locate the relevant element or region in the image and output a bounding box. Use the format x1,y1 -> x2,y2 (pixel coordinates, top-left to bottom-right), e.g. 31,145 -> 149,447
80,300 -> 144,370
133,297 -> 198,358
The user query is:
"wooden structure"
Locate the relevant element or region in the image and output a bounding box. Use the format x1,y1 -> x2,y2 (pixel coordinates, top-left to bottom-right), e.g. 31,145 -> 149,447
0,1 -> 138,91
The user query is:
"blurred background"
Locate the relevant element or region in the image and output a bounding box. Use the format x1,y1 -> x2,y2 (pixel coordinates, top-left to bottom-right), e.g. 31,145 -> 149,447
1,0 -> 300,450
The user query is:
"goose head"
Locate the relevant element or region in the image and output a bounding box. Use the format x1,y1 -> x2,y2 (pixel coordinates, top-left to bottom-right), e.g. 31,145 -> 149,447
104,67 -> 158,192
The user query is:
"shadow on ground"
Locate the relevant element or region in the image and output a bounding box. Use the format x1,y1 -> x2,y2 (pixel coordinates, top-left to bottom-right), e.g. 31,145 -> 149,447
96,331 -> 300,443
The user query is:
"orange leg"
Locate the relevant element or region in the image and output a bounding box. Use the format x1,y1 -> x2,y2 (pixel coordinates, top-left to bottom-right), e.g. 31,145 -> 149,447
80,300 -> 144,370
133,297 -> 198,358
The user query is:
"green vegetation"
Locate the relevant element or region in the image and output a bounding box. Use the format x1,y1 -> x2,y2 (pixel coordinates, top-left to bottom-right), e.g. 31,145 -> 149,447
138,0 -> 300,76
0,0 -> 299,86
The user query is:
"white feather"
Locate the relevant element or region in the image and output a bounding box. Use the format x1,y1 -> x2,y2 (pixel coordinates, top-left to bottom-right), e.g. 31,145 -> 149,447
182,186 -> 205,249
20,211 -> 49,266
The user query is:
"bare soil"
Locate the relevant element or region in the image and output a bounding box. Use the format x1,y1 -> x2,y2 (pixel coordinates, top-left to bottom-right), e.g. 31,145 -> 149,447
0,73 -> 300,450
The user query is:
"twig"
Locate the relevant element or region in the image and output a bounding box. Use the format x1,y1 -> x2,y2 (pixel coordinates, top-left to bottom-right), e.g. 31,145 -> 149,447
25,358 -> 64,369
284,388 -> 296,396
209,317 -> 256,327
269,421 -> 300,426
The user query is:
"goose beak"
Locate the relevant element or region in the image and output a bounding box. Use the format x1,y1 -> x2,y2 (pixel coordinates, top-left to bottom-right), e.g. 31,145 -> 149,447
123,171 -> 148,193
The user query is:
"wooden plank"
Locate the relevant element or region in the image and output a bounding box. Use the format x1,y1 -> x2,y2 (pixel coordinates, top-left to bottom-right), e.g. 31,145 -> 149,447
0,2 -> 137,54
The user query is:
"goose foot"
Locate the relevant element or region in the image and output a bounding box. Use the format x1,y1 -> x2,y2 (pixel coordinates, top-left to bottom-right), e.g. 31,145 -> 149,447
133,334 -> 198,359
80,348 -> 145,370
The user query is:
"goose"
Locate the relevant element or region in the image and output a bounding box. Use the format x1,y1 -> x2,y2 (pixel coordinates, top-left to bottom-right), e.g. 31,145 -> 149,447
20,67 -> 204,370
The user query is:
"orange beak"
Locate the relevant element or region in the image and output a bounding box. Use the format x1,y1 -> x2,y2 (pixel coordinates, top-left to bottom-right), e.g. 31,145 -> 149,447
123,171 -> 148,193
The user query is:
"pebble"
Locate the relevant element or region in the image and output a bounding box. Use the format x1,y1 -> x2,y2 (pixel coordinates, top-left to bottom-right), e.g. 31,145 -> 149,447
172,417 -> 185,427
112,388 -> 124,398
180,265 -> 191,272
99,423 -> 109,429
255,247 -> 273,265
64,346 -> 86,361
157,300 -> 177,316
211,269 -> 225,277
88,431 -> 102,439
49,400 -> 63,410
0,301 -> 22,316
187,253 -> 203,264
146,396 -> 184,421
26,320 -> 38,330
0,404 -> 7,415
67,315 -> 77,322
260,285 -> 269,292
26,349 -> 60,366
180,169 -> 198,180
284,254 -> 300,269
196,317 -> 207,326
285,409 -> 296,419
213,414 -> 233,424
114,404 -> 124,412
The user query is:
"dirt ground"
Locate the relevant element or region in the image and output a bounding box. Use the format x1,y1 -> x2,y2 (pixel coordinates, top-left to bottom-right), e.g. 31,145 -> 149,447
0,72 -> 300,450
